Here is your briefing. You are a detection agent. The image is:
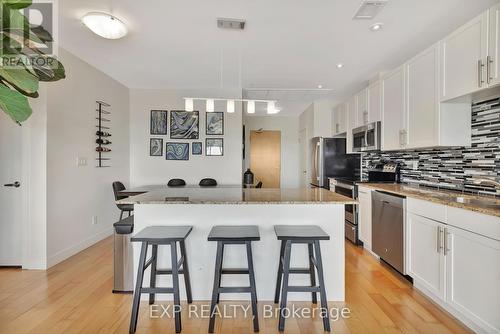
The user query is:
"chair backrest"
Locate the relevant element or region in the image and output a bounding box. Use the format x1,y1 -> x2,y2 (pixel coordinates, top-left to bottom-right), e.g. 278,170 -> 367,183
168,178 -> 186,187
255,181 -> 263,188
199,178 -> 217,187
112,181 -> 127,201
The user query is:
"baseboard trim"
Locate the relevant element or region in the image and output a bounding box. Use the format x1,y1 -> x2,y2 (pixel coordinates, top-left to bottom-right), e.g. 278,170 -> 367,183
47,228 -> 113,268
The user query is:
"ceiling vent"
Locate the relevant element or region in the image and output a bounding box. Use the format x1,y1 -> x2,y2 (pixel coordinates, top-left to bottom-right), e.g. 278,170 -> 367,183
217,18 -> 245,30
353,0 -> 388,19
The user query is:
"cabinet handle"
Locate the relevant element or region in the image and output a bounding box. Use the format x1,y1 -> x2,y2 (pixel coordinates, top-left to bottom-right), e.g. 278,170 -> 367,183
437,226 -> 441,253
444,228 -> 450,256
478,59 -> 485,87
487,56 -> 493,85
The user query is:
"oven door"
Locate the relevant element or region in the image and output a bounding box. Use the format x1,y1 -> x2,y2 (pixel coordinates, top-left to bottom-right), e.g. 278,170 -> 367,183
332,182 -> 356,224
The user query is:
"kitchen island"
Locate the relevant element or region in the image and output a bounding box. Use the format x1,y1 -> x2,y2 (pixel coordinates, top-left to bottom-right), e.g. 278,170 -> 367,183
118,187 -> 355,301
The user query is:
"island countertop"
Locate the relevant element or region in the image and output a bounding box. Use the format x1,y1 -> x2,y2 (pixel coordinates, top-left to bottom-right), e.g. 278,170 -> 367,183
117,187 -> 357,205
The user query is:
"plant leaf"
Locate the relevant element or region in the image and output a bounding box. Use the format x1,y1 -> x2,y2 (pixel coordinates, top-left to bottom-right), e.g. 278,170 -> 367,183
0,83 -> 32,122
30,25 -> 53,43
0,67 -> 38,93
1,0 -> 32,9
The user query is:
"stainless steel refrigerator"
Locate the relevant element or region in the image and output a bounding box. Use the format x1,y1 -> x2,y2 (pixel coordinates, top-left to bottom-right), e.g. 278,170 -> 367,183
310,137 -> 361,188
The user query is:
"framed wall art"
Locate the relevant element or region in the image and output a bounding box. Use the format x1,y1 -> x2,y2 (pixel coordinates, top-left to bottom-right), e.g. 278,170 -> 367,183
206,112 -> 224,135
170,110 -> 199,139
166,142 -> 189,160
150,110 -> 168,135
192,142 -> 202,155
150,138 -> 163,156
206,138 -> 223,156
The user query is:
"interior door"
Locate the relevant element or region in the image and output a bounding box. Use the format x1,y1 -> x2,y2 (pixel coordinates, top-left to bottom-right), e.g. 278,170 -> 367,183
0,111 -> 23,266
250,130 -> 281,188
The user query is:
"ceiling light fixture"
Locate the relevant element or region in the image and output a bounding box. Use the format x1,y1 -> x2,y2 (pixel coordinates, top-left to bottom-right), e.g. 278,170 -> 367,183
206,99 -> 215,112
185,98 -> 194,112
82,12 -> 128,39
227,100 -> 235,113
247,101 -> 255,114
336,63 -> 344,69
370,23 -> 383,31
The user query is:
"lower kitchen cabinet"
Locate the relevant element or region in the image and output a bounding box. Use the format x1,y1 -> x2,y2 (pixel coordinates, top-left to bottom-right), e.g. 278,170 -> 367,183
406,213 -> 446,302
445,225 -> 500,333
357,186 -> 372,250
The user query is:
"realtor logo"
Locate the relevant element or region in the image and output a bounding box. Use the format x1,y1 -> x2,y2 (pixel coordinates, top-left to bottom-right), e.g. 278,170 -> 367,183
1,0 -> 59,68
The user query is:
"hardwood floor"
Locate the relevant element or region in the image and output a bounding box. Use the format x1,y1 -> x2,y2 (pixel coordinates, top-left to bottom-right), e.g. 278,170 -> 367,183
0,237 -> 472,334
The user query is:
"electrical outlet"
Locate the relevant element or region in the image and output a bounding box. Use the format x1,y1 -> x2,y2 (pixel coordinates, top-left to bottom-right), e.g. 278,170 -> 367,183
92,216 -> 98,225
77,157 -> 87,167
412,161 -> 419,170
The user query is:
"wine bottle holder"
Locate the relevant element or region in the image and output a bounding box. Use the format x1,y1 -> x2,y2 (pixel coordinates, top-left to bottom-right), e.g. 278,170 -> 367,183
96,101 -> 111,168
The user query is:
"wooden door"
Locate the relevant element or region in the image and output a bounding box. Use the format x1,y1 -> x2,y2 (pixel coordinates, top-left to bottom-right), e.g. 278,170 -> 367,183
250,130 -> 281,188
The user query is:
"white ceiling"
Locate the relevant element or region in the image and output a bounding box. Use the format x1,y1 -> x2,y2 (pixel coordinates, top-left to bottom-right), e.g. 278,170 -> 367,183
59,0 -> 498,115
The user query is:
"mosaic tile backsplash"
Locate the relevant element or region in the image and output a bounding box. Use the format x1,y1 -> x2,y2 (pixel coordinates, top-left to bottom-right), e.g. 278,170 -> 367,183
362,97 -> 500,196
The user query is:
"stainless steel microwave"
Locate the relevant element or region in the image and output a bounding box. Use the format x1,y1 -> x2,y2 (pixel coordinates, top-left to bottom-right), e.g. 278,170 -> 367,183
352,121 -> 381,152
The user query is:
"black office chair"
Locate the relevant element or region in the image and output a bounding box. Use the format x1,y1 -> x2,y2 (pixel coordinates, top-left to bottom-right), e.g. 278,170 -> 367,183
168,178 -> 186,187
112,181 -> 134,221
199,178 -> 217,187
255,181 -> 263,188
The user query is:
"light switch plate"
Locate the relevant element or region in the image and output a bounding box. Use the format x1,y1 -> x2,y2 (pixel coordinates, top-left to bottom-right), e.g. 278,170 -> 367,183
77,157 -> 87,167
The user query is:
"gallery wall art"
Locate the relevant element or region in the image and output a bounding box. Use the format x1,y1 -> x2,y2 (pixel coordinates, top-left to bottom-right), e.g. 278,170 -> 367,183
150,110 -> 168,135
166,142 -> 190,160
192,142 -> 202,155
206,112 -> 224,135
170,110 -> 199,139
150,138 -> 163,156
206,138 -> 223,156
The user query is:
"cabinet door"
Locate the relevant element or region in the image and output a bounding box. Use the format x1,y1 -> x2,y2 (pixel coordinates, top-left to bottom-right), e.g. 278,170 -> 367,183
382,66 -> 406,151
346,97 -> 357,153
406,44 -> 440,149
407,213 -> 446,301
441,11 -> 488,101
445,226 -> 500,333
488,3 -> 500,87
368,81 -> 382,123
332,103 -> 347,135
355,89 -> 368,127
357,187 -> 372,249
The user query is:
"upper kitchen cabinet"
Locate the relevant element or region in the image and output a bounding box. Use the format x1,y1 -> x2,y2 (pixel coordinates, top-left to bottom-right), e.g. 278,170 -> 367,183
346,96 -> 357,153
440,11 -> 489,101
488,3 -> 500,87
367,80 -> 382,123
355,88 -> 368,127
332,103 -> 347,135
382,66 -> 406,151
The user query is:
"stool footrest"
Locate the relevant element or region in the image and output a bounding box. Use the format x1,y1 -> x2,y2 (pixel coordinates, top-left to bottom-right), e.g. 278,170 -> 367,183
141,287 -> 174,294
218,286 -> 252,293
156,269 -> 185,275
286,286 -> 321,293
288,268 -> 311,274
221,268 -> 250,274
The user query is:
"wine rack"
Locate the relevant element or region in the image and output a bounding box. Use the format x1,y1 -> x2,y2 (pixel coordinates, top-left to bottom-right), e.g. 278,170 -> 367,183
96,101 -> 111,168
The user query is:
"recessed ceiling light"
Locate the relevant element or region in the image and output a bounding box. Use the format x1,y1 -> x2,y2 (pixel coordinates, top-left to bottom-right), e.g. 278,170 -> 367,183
317,85 -> 323,89
82,12 -> 128,39
336,63 -> 344,69
370,23 -> 383,31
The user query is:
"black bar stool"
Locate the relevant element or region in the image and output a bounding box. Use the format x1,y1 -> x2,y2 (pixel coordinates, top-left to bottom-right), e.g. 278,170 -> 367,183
208,225 -> 260,333
129,226 -> 193,334
273,225 -> 331,332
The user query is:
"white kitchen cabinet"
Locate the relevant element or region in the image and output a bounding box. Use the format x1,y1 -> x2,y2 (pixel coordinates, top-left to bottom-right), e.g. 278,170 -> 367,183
382,66 -> 406,151
406,213 -> 446,302
367,80 -> 382,123
441,11 -> 489,101
332,103 -> 347,135
445,225 -> 500,333
406,44 -> 440,149
357,186 -> 372,250
355,89 -> 368,127
346,96 -> 357,154
488,3 -> 500,87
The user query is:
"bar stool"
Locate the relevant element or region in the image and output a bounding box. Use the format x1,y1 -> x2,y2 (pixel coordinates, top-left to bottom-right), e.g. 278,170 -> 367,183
273,225 -> 330,332
208,225 -> 260,333
129,226 -> 193,334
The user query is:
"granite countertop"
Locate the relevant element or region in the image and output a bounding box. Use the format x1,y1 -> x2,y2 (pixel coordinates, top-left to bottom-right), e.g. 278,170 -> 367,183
117,187 -> 357,205
358,183 -> 500,218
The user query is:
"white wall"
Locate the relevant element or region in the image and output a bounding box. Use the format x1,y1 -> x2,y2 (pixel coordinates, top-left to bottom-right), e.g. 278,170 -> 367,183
129,89 -> 243,186
243,115 -> 300,188
45,48 -> 130,267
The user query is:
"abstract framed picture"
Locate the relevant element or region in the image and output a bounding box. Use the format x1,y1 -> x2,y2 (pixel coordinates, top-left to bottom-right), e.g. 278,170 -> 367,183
170,110 -> 199,139
166,142 -> 189,160
150,110 -> 168,135
206,138 -> 223,156
150,138 -> 163,157
206,112 -> 224,135
192,142 -> 202,155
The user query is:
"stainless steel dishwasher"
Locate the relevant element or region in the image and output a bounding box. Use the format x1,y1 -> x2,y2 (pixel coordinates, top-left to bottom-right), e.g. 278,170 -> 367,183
372,190 -> 406,274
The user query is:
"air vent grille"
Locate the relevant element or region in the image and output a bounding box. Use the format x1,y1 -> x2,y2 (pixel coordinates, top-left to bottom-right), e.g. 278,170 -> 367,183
353,0 -> 388,19
217,18 -> 245,30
